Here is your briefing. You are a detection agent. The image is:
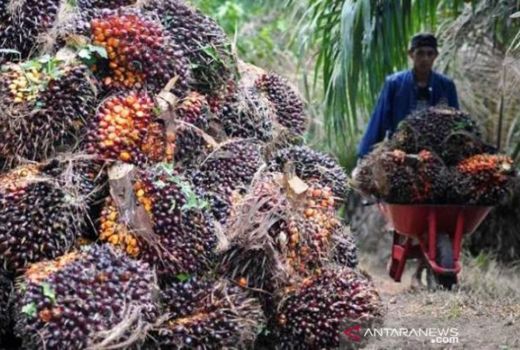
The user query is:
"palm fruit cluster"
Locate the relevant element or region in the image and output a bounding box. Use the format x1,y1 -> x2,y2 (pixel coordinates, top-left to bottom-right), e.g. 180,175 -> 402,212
0,271 -> 12,342
272,267 -> 383,349
0,0 -> 61,63
256,73 -> 307,135
355,107 -> 517,205
269,145 -> 348,200
143,0 -> 237,103
219,174 -> 358,306
218,85 -> 274,141
147,278 -> 264,349
0,165 -> 86,274
451,154 -> 515,204
172,91 -> 216,167
84,91 -> 173,165
0,58 -> 97,168
99,164 -> 218,281
90,8 -> 189,94
0,0 -> 384,347
12,245 -> 159,350
390,107 -> 484,165
191,139 -> 264,223
355,148 -> 447,203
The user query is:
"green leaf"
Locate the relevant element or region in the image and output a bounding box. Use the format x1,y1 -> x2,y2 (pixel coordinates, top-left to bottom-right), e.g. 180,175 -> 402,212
78,48 -> 92,60
21,302 -> 37,317
175,273 -> 190,282
0,48 -> 22,56
38,54 -> 52,64
40,282 -> 56,303
89,45 -> 108,59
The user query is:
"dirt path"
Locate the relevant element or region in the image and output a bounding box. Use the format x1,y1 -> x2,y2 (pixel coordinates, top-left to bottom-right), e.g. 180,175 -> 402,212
361,263 -> 520,350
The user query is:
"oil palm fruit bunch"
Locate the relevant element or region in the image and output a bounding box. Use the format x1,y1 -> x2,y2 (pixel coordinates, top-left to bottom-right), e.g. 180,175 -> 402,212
78,0 -> 137,10
268,145 -> 348,200
90,8 -> 189,94
143,0 -> 237,103
451,154 -> 516,204
191,139 -> 264,223
84,91 -> 173,165
12,244 -> 159,349
390,107 -> 483,163
147,277 -> 264,349
0,271 -> 12,342
172,91 -> 216,168
99,164 -> 218,281
0,164 -> 87,275
0,57 -> 97,168
218,85 -> 274,141
272,267 -> 384,349
0,0 -> 61,63
357,148 -> 447,203
255,73 -> 307,136
220,175 -> 356,296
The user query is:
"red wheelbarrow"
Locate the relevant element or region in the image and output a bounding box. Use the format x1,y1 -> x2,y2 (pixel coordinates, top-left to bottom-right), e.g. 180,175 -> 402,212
378,203 -> 493,289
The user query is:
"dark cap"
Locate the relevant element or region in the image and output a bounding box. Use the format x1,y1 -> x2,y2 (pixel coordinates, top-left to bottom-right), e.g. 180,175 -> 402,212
410,33 -> 437,51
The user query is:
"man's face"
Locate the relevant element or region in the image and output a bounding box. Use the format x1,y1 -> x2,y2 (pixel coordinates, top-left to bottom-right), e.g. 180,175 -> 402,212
408,46 -> 438,74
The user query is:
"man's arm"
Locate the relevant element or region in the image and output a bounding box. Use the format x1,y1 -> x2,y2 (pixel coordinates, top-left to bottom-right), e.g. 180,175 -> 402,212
447,80 -> 459,109
357,79 -> 393,158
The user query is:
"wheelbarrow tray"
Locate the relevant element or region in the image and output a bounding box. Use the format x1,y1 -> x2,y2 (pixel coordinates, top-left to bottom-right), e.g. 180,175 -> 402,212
378,203 -> 492,238
378,202 -> 493,282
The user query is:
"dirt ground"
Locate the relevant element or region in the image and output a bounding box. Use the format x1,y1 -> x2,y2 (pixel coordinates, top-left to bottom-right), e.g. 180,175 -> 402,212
359,260 -> 520,350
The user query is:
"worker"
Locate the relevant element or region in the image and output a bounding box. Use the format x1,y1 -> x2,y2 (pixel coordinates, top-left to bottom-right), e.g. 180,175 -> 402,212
357,33 -> 460,159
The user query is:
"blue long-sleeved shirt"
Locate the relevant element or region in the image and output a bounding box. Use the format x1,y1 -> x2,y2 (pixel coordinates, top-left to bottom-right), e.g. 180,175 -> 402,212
357,69 -> 459,158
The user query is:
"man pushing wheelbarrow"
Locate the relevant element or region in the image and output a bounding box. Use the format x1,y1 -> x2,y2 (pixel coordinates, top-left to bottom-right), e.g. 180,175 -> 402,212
353,33 -> 516,289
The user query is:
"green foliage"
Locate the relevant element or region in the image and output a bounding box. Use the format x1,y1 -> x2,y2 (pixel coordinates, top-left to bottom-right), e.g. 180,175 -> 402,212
191,0 -> 294,66
21,302 -> 37,318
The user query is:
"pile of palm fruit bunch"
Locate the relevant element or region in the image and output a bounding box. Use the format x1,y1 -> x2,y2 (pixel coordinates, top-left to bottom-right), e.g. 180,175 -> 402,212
0,0 -> 384,348
353,107 -> 517,205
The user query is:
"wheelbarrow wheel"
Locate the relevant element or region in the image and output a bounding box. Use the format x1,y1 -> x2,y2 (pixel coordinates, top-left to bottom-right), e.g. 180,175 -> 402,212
427,233 -> 457,290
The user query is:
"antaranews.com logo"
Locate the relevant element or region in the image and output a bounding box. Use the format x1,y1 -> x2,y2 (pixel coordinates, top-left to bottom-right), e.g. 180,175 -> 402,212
339,319 -> 459,349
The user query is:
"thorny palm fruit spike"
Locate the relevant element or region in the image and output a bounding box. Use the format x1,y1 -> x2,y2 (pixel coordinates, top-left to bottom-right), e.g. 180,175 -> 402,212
100,164 -> 218,281
268,146 -> 348,199
255,73 -> 307,135
218,86 -> 274,141
191,139 -> 263,224
143,0 -> 237,101
0,0 -> 60,63
0,166 -> 85,275
147,278 -> 264,349
0,60 -> 97,168
390,107 -> 483,164
274,267 -> 384,350
452,154 -> 516,205
13,245 -> 159,350
173,92 -> 214,167
84,91 -> 171,165
91,9 -> 189,94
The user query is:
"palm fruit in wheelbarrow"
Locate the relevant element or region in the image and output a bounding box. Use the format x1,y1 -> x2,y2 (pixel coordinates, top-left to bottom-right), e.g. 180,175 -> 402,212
98,163 -> 218,282
450,154 -> 516,205
390,107 -> 490,165
269,266 -> 384,350
0,57 -> 97,168
12,244 -> 159,350
145,277 -> 264,349
354,147 -> 447,203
